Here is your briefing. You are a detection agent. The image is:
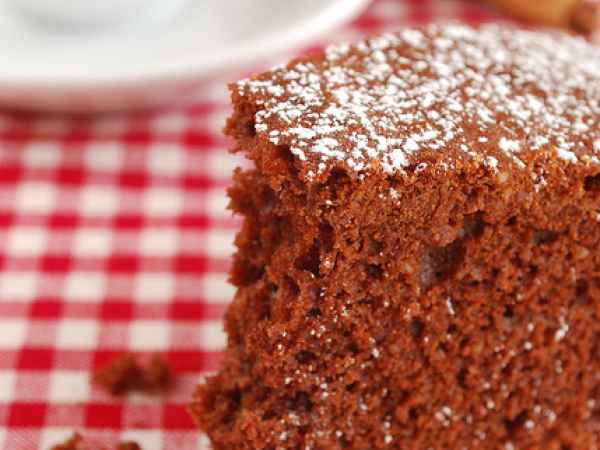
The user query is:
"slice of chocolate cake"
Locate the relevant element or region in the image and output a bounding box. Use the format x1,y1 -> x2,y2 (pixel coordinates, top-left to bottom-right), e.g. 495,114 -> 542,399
190,24 -> 600,449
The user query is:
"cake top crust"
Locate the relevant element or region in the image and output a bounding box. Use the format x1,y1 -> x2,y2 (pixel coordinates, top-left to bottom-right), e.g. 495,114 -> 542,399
236,24 -> 600,182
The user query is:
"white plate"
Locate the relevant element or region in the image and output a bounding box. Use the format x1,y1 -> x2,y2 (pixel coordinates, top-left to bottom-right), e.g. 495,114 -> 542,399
0,0 -> 370,112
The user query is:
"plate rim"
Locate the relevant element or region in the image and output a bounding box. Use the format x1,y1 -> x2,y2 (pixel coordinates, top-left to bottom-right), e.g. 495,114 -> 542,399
0,0 -> 371,88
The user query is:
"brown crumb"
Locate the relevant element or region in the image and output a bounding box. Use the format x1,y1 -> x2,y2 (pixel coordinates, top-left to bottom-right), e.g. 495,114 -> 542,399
48,433 -> 141,450
93,353 -> 173,396
93,354 -> 142,396
130,421 -> 148,429
142,353 -> 173,393
49,433 -> 84,450
116,442 -> 141,450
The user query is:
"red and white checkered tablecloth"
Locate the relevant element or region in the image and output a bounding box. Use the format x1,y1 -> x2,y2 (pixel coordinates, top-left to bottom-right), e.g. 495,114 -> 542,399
0,1 -> 499,449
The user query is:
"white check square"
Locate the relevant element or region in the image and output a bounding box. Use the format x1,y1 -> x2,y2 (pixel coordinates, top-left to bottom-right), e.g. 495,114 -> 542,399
0,319 -> 26,347
152,113 -> 189,133
79,185 -> 119,217
147,143 -> 185,175
139,228 -> 179,256
0,272 -> 37,300
134,272 -> 174,303
204,229 -> 236,259
204,188 -> 229,220
204,148 -> 241,179
6,226 -> 47,256
143,187 -> 183,216
22,142 -> 62,169
200,272 -> 235,304
63,272 -> 106,302
72,228 -> 112,257
0,370 -> 16,401
129,320 -> 169,350
56,320 -> 99,349
48,370 -> 90,402
83,142 -> 123,172
198,321 -> 227,352
15,182 -> 56,214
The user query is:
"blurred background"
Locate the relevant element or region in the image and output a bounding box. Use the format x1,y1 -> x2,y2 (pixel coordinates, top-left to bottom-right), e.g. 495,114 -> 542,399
0,0 -> 596,449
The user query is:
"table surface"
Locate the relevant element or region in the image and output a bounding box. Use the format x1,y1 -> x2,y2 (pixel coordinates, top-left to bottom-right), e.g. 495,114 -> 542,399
0,1 -> 502,448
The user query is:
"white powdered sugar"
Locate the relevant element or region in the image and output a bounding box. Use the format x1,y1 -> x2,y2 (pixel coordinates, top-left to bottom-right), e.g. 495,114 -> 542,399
237,24 -> 600,181
556,148 -> 578,163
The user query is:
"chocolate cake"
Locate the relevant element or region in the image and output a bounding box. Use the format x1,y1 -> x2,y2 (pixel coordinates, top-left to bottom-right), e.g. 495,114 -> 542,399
191,24 -> 600,449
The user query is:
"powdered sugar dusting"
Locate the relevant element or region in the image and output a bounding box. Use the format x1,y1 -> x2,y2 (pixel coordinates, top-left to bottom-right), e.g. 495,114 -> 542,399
237,24 -> 600,181
499,138 -> 520,154
556,148 -> 578,163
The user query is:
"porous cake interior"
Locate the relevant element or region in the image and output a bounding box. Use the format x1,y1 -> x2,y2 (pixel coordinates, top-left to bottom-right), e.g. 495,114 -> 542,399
191,101 -> 600,449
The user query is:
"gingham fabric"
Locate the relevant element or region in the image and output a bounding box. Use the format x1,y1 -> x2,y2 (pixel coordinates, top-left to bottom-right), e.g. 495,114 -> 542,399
0,1 -> 501,449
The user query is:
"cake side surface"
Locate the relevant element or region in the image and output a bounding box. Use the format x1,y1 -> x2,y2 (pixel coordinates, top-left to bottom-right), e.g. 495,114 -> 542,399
192,25 -> 600,450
